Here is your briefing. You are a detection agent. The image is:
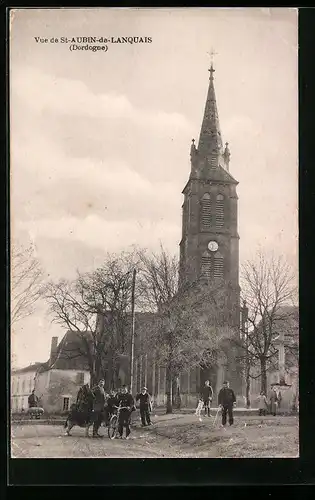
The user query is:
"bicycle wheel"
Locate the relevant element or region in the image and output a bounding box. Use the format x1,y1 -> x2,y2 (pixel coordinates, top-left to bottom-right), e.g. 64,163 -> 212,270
108,414 -> 118,439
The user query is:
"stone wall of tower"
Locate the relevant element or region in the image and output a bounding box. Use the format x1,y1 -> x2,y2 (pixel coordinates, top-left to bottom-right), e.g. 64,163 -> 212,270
178,65 -> 243,403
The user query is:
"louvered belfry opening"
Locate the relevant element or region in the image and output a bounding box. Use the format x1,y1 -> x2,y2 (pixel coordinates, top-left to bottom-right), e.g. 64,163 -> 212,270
201,252 -> 212,278
216,194 -> 224,228
214,252 -> 224,280
201,193 -> 211,230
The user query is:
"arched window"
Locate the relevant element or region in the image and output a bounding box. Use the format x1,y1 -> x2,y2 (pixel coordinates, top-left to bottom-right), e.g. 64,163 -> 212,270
201,193 -> 211,230
214,252 -> 224,280
216,194 -> 224,228
201,250 -> 212,278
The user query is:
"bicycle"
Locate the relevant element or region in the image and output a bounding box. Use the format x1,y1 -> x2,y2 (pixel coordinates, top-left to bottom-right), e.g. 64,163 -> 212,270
108,404 -> 129,439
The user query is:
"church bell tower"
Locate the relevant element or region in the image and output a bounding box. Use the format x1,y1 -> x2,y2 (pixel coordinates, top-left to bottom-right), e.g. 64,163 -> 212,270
179,63 -> 240,330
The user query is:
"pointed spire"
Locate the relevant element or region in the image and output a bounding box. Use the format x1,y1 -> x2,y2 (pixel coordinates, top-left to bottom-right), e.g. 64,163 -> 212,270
223,142 -> 231,171
197,63 -> 223,160
190,138 -> 197,158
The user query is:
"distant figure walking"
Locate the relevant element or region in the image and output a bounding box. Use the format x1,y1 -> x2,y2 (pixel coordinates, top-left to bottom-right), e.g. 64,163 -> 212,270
269,386 -> 280,416
218,381 -> 236,427
201,380 -> 214,417
136,386 -> 152,427
28,390 -> 38,408
257,391 -> 268,416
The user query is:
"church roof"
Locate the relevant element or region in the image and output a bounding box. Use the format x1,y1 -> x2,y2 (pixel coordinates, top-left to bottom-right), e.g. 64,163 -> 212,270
198,64 -> 223,158
187,63 -> 238,185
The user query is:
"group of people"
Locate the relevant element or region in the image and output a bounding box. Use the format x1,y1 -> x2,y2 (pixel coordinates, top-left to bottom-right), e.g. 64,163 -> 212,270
257,386 -> 283,416
74,380 -> 153,439
197,380 -> 284,426
197,380 -> 237,427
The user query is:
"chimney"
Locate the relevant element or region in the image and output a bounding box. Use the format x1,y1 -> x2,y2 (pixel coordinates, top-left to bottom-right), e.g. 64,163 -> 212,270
50,336 -> 58,364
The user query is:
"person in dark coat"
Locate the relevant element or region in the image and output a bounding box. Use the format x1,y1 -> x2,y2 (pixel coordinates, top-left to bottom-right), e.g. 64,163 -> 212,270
116,385 -> 135,439
218,381 -> 236,426
28,390 -> 38,408
105,390 -> 117,425
91,379 -> 106,438
269,386 -> 280,416
136,386 -> 152,427
201,380 -> 214,417
76,383 -> 95,423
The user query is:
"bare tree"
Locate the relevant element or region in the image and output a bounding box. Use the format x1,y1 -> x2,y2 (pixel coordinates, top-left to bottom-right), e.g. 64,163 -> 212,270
238,251 -> 297,395
42,251 -> 138,387
136,245 -> 179,312
11,243 -> 43,324
138,247 -> 234,413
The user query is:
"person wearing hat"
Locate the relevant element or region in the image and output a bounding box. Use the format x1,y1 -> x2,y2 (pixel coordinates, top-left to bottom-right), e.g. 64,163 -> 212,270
136,386 -> 152,427
116,385 -> 135,439
218,381 -> 236,427
91,379 -> 106,438
28,389 -> 39,409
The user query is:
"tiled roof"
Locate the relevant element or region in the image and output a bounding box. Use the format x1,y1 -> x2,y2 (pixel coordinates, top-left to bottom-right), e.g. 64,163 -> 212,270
12,362 -> 46,374
46,312 -> 156,371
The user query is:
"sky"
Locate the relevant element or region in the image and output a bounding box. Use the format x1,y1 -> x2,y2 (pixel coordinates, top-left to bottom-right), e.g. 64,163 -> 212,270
10,7 -> 298,368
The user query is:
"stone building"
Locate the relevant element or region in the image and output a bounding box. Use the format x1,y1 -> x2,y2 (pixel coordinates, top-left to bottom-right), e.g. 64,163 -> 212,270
11,363 -> 42,412
11,334 -> 91,414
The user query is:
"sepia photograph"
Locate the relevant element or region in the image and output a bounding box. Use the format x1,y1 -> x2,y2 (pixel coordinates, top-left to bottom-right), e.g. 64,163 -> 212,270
10,7 -> 298,460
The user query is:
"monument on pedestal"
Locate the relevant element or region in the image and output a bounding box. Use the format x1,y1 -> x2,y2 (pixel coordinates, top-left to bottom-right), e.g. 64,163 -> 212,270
271,329 -> 293,412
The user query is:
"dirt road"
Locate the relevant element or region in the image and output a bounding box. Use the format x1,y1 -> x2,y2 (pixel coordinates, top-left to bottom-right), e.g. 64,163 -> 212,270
11,421 -> 184,458
11,413 -> 299,459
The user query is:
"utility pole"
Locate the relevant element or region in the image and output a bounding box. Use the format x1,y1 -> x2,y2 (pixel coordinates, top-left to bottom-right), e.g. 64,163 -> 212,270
130,269 -> 136,395
241,300 -> 250,408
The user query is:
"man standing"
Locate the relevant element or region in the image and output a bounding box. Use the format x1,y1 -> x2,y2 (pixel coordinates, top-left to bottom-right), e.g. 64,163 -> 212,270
201,380 -> 214,417
136,386 -> 152,427
28,389 -> 38,408
218,381 -> 236,427
105,389 -> 117,426
91,379 -> 106,438
269,386 -> 279,416
116,385 -> 135,439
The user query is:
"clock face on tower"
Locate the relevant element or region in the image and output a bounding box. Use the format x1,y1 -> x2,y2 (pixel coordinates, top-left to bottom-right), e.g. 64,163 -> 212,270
208,241 -> 218,252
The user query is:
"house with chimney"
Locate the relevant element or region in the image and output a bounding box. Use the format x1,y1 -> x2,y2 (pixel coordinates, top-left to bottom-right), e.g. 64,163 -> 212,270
11,334 -> 91,414
11,311 -> 155,413
33,333 -> 91,413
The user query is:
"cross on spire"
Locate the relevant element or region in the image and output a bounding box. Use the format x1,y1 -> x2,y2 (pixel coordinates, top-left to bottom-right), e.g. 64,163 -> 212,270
207,48 -> 218,79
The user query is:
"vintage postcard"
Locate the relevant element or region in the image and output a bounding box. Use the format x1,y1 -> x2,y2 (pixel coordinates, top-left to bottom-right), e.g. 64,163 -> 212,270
10,7 -> 298,460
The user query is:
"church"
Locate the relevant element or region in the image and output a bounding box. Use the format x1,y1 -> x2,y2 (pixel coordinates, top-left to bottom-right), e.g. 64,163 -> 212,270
14,62 -> 244,413
133,62 -> 243,406
11,62 -> 298,414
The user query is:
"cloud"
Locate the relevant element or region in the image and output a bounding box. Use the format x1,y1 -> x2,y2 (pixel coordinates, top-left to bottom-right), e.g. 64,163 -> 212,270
11,65 -> 191,231
12,65 -> 194,134
16,214 -> 181,273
